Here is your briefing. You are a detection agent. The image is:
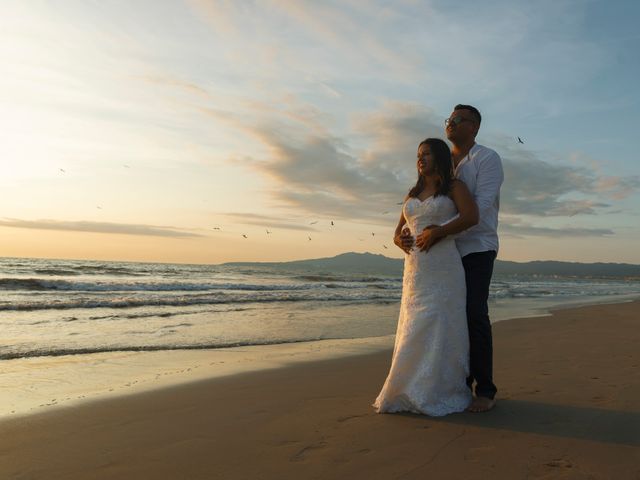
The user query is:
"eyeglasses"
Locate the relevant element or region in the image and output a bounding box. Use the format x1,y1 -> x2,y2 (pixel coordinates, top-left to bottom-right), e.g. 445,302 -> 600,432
444,116 -> 473,127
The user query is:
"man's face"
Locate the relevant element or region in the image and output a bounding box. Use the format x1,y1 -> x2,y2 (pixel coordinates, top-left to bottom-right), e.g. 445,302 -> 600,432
445,109 -> 478,144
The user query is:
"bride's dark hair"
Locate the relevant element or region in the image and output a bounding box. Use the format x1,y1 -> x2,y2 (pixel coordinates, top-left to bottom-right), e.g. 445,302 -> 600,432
408,138 -> 454,198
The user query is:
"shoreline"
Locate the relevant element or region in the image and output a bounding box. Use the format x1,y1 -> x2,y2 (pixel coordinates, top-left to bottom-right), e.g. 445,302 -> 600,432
1,295 -> 638,421
1,299 -> 638,479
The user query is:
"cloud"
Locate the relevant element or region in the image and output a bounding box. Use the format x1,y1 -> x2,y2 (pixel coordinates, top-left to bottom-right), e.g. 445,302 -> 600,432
218,213 -> 315,231
136,74 -> 209,97
595,175 -> 640,200
235,102 -> 443,221
493,140 -> 639,216
499,222 -> 614,238
500,155 -> 609,216
185,0 -> 421,77
216,98 -> 636,233
0,219 -> 203,238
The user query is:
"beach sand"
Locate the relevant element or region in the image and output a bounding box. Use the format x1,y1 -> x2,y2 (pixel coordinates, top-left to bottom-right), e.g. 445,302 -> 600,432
1,301 -> 638,479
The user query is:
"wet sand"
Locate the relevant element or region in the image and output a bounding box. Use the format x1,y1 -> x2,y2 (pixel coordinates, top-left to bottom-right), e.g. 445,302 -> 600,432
1,301 -> 638,479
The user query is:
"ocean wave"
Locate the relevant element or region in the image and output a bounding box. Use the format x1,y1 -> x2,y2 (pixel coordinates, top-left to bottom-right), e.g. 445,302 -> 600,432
0,292 -> 400,311
0,277 -> 402,293
87,306 -> 253,321
33,269 -> 81,276
296,274 -> 399,283
69,265 -> 145,276
0,278 -> 319,293
0,337 -> 339,360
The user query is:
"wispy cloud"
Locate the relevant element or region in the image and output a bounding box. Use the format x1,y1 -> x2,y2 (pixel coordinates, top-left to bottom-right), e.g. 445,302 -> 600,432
0,219 -> 203,238
218,213 -> 316,231
500,222 -> 614,238
210,97 -> 637,236
185,0 -> 421,78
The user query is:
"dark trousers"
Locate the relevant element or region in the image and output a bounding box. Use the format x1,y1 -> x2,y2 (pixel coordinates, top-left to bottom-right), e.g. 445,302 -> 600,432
462,250 -> 498,399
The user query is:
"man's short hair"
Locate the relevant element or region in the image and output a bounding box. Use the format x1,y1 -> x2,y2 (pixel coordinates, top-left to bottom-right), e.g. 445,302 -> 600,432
454,104 -> 481,125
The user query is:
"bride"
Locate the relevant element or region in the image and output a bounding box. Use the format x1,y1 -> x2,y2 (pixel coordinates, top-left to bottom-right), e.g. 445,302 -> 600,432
373,138 -> 479,416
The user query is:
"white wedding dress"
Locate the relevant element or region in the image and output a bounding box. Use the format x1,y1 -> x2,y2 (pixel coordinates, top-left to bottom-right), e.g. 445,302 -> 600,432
373,194 -> 472,416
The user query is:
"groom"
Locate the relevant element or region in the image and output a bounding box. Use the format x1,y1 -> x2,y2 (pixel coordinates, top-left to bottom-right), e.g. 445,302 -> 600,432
416,104 -> 504,412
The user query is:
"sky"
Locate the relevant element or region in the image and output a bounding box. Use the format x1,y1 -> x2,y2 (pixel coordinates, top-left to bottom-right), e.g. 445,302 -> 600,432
1,0 -> 639,264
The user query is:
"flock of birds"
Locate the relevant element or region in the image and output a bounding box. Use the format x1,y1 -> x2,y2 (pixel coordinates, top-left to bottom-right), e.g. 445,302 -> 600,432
57,136 -> 526,252
212,217 -> 393,250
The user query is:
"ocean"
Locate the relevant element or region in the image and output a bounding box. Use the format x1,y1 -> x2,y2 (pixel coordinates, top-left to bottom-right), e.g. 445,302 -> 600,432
2,256 -> 640,362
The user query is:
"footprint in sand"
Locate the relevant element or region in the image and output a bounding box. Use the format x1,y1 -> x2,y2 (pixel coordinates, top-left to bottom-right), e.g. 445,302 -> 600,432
276,439 -> 300,446
332,447 -> 373,465
290,441 -> 328,462
545,459 -> 573,469
466,445 -> 496,463
337,414 -> 368,423
528,457 -> 575,478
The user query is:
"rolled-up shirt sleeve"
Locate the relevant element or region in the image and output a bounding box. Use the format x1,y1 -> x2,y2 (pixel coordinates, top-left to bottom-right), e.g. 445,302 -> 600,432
453,144 -> 503,256
474,151 -> 503,220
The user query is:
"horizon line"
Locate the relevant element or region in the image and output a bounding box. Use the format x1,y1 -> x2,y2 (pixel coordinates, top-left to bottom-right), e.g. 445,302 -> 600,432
1,253 -> 639,268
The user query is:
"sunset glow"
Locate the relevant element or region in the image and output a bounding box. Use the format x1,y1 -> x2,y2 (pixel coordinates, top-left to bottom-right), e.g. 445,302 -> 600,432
1,1 -> 639,264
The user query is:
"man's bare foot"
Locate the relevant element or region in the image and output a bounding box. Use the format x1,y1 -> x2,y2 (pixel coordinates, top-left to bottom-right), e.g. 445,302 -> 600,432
466,396 -> 496,413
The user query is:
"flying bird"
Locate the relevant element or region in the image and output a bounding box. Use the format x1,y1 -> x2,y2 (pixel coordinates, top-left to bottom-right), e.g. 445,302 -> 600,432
383,245 -> 388,249
310,221 -> 318,225
371,232 -> 375,237
96,206 -> 102,210
331,221 -> 334,226
59,168 -> 66,173
517,137 -> 524,144
266,229 -> 271,234
212,227 -> 221,230
308,236 -> 312,241
242,234 -> 248,238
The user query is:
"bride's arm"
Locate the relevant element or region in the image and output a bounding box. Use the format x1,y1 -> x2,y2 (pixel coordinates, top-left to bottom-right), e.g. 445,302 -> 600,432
393,196 -> 414,254
416,181 -> 478,251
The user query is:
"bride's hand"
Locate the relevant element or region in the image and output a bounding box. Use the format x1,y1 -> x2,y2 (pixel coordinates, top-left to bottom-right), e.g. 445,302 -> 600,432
394,229 -> 414,254
416,225 -> 443,252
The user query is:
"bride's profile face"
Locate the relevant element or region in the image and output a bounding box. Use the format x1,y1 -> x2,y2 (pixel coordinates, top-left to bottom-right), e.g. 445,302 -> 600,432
417,144 -> 433,177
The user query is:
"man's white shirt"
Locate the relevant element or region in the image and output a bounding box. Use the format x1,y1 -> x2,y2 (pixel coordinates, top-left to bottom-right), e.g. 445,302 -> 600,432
454,143 -> 504,258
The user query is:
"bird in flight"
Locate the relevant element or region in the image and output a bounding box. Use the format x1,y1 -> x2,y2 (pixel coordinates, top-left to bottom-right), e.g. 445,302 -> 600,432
331,221 -> 334,226
242,234 -> 248,238
266,229 -> 271,234
371,232 -> 375,237
383,244 -> 388,249
310,221 -> 318,225
212,227 -> 221,230
59,168 -> 66,173
517,137 -> 524,144
96,206 -> 102,210
308,236 -> 312,241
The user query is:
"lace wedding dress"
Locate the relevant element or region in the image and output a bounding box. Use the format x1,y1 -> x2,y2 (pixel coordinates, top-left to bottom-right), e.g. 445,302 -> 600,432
372,194 -> 472,416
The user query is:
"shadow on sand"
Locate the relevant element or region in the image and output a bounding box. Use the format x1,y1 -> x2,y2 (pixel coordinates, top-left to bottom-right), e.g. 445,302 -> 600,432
401,399 -> 640,446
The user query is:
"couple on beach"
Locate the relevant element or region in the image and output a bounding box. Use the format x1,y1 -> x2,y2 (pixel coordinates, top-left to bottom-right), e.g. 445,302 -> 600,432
373,104 -> 503,416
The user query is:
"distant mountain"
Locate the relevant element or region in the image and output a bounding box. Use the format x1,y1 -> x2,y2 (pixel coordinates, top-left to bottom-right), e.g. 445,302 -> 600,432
493,260 -> 640,278
222,252 -> 640,278
223,252 -> 403,275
